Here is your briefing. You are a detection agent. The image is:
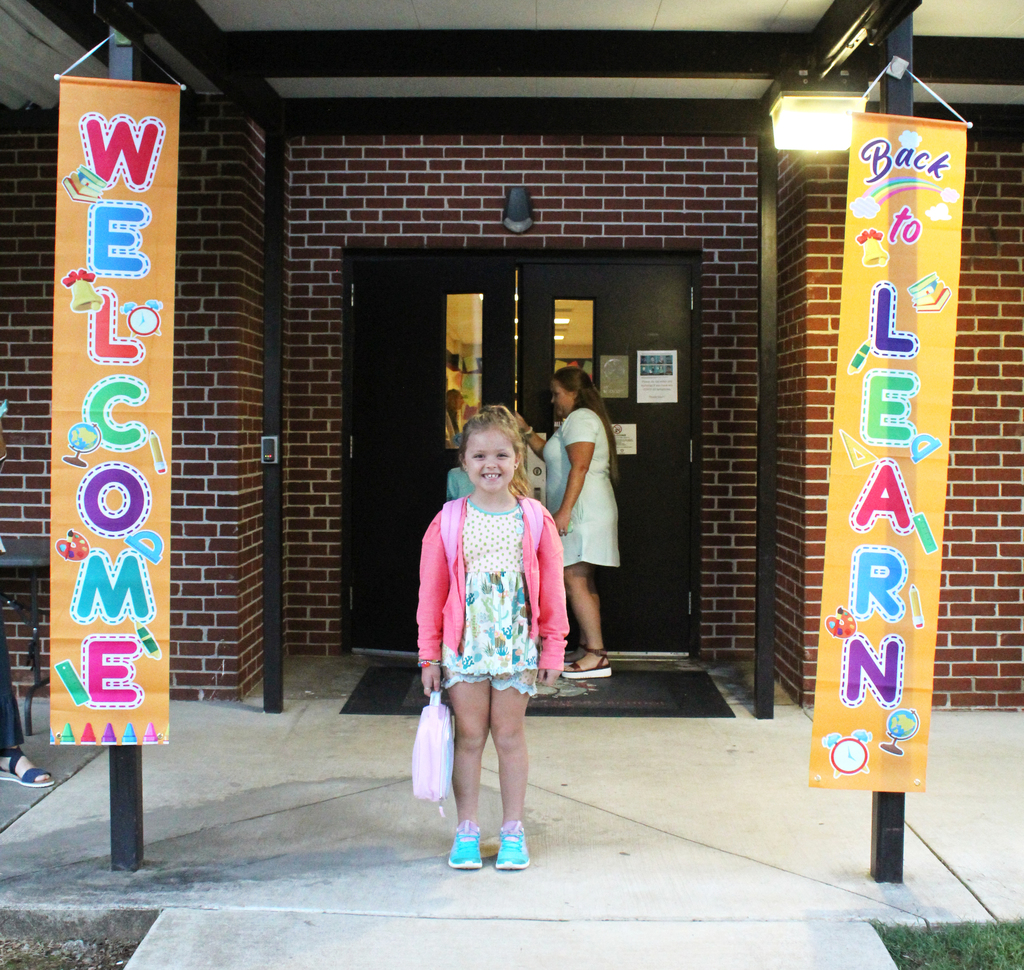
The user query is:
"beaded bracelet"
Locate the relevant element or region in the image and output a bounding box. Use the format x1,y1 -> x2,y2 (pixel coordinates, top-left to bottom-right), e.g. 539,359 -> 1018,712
418,659 -> 440,668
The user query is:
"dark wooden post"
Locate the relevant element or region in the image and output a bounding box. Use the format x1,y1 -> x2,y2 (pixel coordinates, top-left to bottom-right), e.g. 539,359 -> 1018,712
871,12 -> 913,884
107,24 -> 144,872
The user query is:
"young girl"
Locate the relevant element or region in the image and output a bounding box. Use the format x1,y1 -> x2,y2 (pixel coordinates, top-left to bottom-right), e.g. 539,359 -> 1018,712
417,405 -> 568,871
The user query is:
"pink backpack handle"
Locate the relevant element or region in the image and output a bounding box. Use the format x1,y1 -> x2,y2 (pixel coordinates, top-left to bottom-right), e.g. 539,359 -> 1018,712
439,496 -> 544,569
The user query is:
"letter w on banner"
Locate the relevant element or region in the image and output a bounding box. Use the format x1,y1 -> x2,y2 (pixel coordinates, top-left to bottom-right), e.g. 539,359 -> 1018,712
50,77 -> 179,748
809,114 -> 966,792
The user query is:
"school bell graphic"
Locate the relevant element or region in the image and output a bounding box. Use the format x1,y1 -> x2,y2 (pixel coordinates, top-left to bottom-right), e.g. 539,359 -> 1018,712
855,228 -> 889,268
61,269 -> 103,313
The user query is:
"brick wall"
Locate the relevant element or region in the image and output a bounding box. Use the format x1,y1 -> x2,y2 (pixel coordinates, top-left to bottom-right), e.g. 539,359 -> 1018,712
776,139 -> 1024,710
283,134 -> 761,661
0,98 -> 266,701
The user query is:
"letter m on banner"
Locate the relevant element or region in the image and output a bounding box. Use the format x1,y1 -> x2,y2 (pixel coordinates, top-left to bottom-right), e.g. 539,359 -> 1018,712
79,113 -> 166,191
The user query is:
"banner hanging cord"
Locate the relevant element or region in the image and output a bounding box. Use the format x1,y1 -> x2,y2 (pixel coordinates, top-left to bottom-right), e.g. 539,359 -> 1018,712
54,34 -> 187,90
861,57 -> 972,129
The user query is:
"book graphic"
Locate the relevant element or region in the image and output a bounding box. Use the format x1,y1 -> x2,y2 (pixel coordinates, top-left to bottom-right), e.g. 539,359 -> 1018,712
908,272 -> 952,313
61,165 -> 106,204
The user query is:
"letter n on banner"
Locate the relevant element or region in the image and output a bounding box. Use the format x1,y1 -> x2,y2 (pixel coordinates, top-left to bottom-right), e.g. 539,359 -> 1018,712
50,77 -> 178,747
809,115 -> 966,792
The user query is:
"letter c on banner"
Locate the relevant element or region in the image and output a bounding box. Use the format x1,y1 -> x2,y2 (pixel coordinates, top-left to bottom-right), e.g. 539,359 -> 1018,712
82,374 -> 149,452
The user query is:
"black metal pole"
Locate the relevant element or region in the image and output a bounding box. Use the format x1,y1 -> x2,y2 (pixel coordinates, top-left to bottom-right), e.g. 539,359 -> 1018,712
754,120 -> 779,720
109,746 -> 144,870
107,25 -> 144,872
871,12 -> 913,884
262,133 -> 285,714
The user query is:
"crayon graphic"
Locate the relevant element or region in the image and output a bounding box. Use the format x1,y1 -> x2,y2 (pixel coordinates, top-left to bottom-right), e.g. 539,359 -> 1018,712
60,723 -> 75,745
912,512 -> 939,555
81,722 -> 97,744
101,723 -> 117,745
149,430 -> 167,474
54,659 -> 91,706
143,723 -> 159,744
847,341 -> 872,375
136,624 -> 162,660
122,723 -> 138,745
909,584 -> 925,629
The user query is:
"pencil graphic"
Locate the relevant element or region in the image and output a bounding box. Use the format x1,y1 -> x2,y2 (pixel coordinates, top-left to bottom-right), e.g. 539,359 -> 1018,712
847,341 -> 872,375
136,624 -> 162,659
909,584 -> 925,629
149,429 -> 167,474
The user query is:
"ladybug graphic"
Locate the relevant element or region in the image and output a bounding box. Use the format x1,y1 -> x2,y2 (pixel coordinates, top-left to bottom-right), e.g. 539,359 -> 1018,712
55,529 -> 90,562
825,606 -> 857,639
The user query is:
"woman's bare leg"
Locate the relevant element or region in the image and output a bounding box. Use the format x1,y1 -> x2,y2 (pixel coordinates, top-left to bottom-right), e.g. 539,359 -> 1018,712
488,685 -> 531,823
446,680 -> 491,824
564,561 -> 606,670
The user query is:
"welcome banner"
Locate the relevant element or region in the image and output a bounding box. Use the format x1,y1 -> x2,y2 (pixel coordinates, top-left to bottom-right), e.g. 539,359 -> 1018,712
50,77 -> 178,747
809,114 -> 966,792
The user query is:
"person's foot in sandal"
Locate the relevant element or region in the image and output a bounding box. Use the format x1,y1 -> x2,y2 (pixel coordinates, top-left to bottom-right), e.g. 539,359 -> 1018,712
0,748 -> 54,788
561,647 -> 611,680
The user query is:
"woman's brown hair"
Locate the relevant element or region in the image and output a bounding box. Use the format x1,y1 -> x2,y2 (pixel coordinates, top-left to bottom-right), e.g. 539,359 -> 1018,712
553,365 -> 618,484
458,404 -> 530,497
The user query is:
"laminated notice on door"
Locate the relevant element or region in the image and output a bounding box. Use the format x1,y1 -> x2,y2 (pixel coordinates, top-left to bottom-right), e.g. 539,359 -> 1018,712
637,351 -> 677,403
613,424 -> 636,455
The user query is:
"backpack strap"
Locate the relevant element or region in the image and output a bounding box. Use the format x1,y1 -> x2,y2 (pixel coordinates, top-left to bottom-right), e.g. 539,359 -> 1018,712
439,497 -> 467,569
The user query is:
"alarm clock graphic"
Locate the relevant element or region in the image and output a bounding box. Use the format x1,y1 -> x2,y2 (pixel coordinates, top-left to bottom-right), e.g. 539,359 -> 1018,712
822,730 -> 872,778
121,300 -> 163,337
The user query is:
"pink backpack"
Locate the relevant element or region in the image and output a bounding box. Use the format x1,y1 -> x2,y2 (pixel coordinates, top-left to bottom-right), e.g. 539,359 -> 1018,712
412,691 -> 454,814
438,496 -> 545,568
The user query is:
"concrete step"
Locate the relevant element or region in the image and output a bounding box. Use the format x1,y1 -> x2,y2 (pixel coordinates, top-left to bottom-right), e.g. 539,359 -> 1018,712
126,910 -> 898,970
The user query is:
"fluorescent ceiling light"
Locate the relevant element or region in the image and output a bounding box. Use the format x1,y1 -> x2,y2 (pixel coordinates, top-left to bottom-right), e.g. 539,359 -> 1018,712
770,95 -> 867,151
554,317 -> 570,323
554,335 -> 565,340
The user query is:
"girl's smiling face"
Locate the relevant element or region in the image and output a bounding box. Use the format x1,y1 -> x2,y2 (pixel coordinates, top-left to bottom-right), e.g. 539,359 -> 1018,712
463,428 -> 519,497
551,380 -> 577,420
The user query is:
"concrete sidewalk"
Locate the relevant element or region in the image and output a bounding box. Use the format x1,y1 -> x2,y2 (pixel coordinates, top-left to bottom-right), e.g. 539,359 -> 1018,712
1,657 -> 1021,969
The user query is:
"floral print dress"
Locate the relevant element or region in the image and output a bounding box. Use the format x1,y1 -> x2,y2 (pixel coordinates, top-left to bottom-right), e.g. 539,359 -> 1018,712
440,502 -> 539,694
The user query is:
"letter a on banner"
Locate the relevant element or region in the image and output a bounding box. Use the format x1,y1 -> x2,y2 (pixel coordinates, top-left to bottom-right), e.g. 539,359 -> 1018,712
50,78 -> 178,747
809,114 -> 966,792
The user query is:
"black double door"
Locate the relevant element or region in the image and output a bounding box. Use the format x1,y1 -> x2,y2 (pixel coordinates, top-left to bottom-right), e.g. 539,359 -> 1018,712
344,253 -> 699,656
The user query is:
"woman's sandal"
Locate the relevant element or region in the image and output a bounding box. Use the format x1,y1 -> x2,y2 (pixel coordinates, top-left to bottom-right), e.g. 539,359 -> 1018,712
561,647 -> 612,680
0,749 -> 54,788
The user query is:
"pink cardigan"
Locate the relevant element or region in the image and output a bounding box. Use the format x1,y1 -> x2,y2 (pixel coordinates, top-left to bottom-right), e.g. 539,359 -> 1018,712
416,497 -> 568,670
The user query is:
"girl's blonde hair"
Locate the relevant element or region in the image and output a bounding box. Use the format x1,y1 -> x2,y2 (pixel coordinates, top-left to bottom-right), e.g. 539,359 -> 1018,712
553,365 -> 619,484
458,404 -> 530,498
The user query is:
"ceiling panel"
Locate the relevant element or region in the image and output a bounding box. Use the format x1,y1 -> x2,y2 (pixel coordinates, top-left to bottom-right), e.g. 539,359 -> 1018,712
632,77 -> 773,98
914,0 -> 1024,37
653,0 -> 829,32
536,0 -> 662,30
412,0 -> 536,28
198,0 -> 421,31
921,83 -> 1024,105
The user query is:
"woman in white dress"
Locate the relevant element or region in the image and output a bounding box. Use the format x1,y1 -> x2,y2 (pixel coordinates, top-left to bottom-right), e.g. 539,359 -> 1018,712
517,367 -> 619,678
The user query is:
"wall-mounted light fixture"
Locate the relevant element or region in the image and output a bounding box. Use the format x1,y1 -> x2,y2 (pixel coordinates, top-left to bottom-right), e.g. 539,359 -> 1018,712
770,94 -> 867,151
502,187 -> 534,233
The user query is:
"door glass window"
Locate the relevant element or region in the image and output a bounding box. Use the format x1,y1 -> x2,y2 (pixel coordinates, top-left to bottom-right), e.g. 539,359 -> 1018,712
445,293 -> 483,448
554,299 -> 594,377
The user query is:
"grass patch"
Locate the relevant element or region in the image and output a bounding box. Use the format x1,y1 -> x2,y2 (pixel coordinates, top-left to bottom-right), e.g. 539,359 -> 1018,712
875,921 -> 1024,970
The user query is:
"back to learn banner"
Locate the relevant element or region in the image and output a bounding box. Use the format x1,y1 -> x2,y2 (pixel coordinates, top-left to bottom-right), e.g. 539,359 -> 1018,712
809,113 -> 966,792
49,77 -> 178,747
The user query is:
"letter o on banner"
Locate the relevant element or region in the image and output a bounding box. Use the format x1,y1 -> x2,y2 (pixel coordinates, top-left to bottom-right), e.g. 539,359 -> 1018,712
77,461 -> 152,538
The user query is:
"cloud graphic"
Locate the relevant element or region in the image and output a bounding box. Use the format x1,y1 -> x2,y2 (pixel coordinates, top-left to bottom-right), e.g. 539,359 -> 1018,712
850,195 -> 880,219
899,130 -> 923,149
926,202 -> 952,221
941,187 -> 960,204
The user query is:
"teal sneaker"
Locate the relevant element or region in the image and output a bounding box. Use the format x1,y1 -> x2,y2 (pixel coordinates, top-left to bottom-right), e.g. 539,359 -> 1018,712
495,821 -> 530,870
448,820 -> 482,869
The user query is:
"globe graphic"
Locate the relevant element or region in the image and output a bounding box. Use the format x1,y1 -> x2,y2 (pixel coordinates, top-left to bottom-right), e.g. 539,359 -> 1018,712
68,422 -> 101,453
887,708 -> 920,742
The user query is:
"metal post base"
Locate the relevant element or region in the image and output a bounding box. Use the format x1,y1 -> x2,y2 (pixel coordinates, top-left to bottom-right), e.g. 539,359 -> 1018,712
110,746 -> 144,871
871,791 -> 905,883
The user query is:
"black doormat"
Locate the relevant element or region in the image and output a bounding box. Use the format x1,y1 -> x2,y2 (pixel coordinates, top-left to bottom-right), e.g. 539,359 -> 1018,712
340,666 -> 735,718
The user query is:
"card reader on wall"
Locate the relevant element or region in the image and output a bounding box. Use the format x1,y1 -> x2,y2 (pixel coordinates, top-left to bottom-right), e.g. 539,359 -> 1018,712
261,435 -> 280,464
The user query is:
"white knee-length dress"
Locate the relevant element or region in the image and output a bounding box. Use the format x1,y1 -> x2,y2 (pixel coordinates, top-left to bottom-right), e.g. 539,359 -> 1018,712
542,407 -> 620,568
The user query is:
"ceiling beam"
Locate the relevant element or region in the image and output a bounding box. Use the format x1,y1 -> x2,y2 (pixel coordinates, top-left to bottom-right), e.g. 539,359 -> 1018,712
914,37 -> 1024,86
92,0 -> 283,132
284,97 -> 765,137
22,0 -> 108,58
226,30 -> 809,79
810,0 -> 921,77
